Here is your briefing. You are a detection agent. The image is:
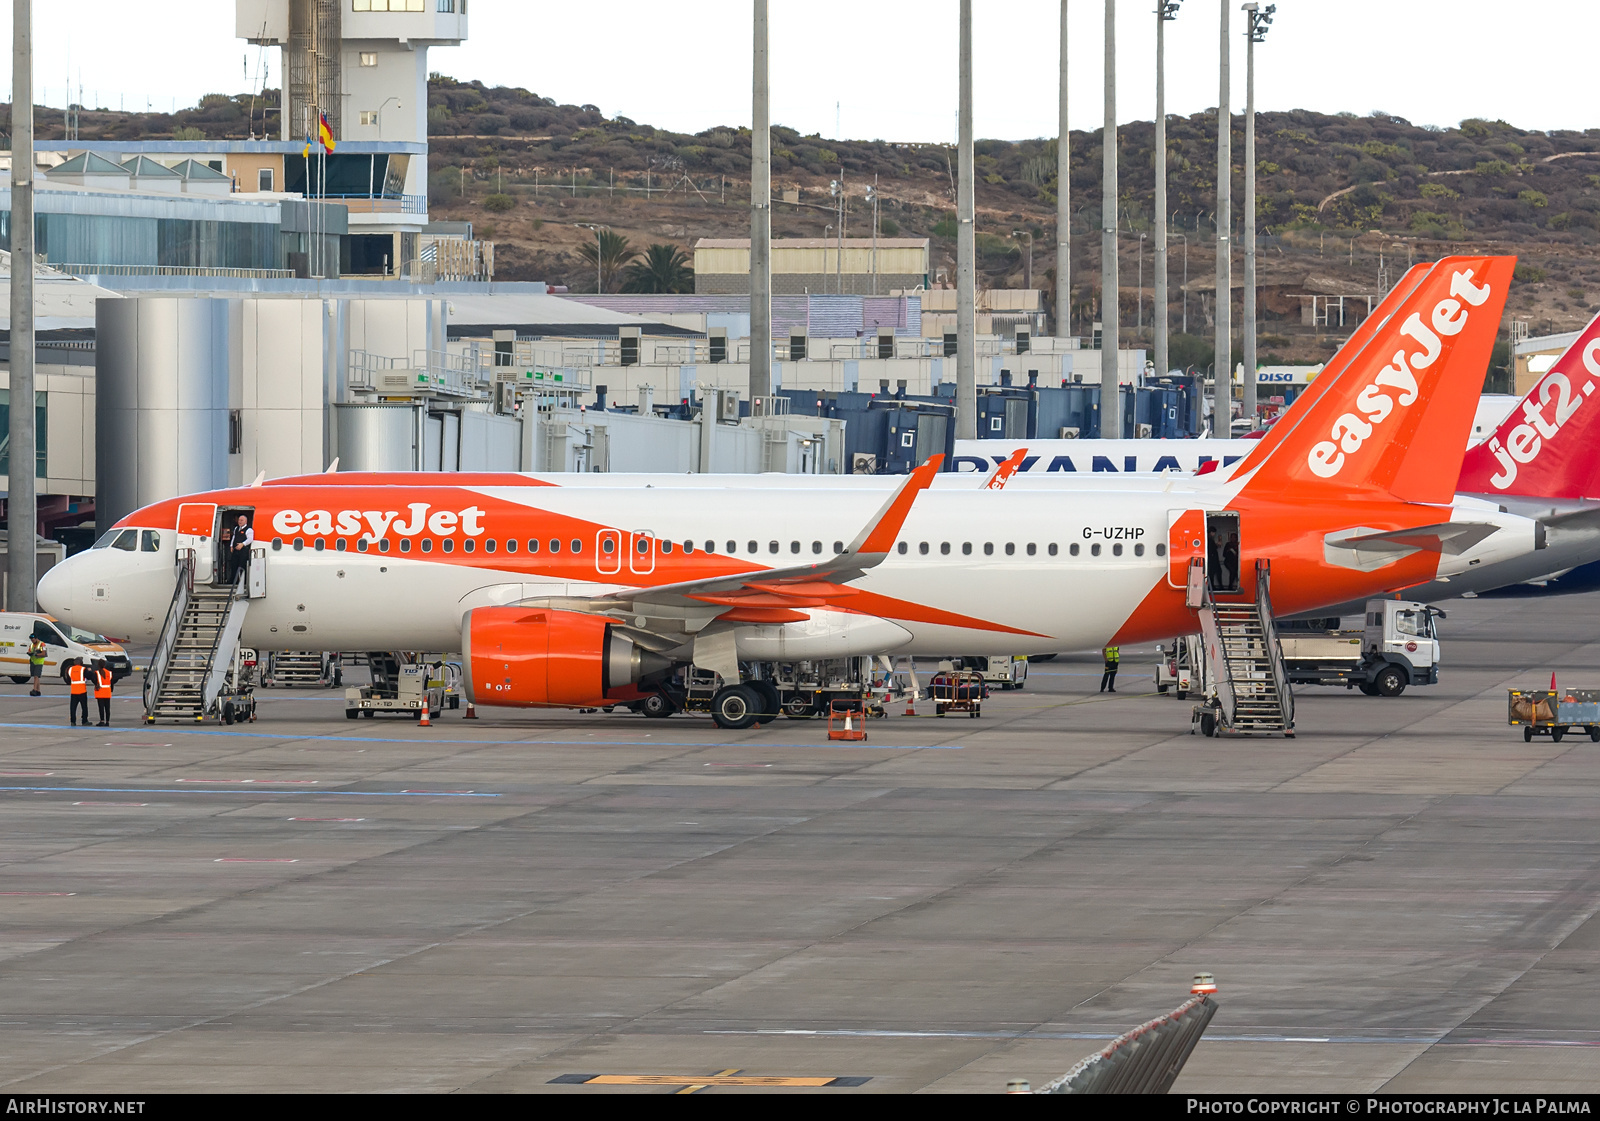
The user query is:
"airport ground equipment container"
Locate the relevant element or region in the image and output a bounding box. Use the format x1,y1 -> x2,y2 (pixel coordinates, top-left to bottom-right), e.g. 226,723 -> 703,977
1278,599 -> 1442,698
1155,635 -> 1204,698
263,650 -> 339,688
1508,688 -> 1600,743
929,669 -> 986,717
344,658 -> 443,720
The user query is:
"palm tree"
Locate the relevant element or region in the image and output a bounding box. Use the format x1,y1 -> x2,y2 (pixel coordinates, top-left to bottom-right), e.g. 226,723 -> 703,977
620,243 -> 695,294
576,229 -> 636,292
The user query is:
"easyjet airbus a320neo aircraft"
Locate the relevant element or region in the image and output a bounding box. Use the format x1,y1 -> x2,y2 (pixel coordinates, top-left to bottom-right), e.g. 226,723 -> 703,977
41,256 -> 1536,727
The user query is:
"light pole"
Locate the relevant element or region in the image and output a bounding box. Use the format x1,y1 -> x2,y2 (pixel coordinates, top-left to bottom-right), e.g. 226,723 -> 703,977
8,0 -> 34,610
867,179 -> 880,295
1241,3 -> 1274,426
1175,232 -> 1189,336
750,0 -> 773,399
829,177 -> 844,294
1154,1 -> 1181,386
375,95 -> 400,140
1215,0 -> 1232,438
1101,0 -> 1120,440
1137,230 -> 1146,332
1011,228 -> 1034,293
577,223 -> 604,292
956,0 -> 976,440
1055,0 -> 1070,342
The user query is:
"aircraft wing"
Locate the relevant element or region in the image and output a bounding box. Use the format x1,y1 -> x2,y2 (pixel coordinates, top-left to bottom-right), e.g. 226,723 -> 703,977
523,456 -> 943,623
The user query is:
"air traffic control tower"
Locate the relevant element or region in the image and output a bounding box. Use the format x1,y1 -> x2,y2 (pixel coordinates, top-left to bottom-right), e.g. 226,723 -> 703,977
237,0 -> 468,270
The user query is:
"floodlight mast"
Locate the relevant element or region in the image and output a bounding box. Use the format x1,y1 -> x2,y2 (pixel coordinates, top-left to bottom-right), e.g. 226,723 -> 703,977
1154,1 -> 1182,381
8,0 -> 35,611
1241,2 -> 1274,425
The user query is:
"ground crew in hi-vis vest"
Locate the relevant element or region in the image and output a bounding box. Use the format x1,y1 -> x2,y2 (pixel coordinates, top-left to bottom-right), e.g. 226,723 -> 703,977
27,636 -> 46,696
66,660 -> 89,726
1099,646 -> 1120,694
93,661 -> 114,727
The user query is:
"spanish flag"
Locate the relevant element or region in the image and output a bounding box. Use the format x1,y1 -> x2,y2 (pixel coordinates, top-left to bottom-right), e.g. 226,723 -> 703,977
318,112 -> 336,153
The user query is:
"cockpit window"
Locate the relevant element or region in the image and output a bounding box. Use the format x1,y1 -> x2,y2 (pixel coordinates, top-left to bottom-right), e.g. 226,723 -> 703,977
110,529 -> 138,551
91,529 -> 121,549
140,530 -> 161,553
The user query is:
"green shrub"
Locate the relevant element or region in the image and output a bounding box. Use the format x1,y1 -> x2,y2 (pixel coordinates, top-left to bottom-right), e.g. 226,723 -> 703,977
484,193 -> 515,213
1514,265 -> 1547,284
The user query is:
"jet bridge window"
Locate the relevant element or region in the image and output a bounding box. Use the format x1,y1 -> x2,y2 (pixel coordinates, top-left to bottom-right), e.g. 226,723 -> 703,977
141,531 -> 161,552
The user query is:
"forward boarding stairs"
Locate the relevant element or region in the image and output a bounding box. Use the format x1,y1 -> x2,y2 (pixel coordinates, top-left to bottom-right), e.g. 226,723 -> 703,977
1189,558 -> 1295,738
143,550 -> 253,723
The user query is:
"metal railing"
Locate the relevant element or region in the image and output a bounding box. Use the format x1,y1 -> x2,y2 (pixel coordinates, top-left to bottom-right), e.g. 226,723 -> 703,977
56,263 -> 295,279
1033,989 -> 1218,1094
312,192 -> 427,214
143,550 -> 194,719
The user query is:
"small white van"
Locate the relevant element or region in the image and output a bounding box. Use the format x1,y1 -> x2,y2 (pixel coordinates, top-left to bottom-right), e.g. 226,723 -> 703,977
0,613 -> 133,684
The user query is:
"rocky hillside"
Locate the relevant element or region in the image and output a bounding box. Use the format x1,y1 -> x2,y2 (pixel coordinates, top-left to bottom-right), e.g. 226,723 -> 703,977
20,79 -> 1600,369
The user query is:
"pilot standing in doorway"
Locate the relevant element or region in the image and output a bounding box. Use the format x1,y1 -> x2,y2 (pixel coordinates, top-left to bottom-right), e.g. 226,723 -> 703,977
228,515 -> 254,585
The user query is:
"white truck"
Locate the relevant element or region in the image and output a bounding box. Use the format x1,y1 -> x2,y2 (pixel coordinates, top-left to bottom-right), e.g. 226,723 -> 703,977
1278,599 -> 1442,697
944,655 -> 1029,690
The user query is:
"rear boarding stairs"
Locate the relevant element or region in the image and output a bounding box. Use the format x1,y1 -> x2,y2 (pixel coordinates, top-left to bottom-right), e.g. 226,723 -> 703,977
1188,554 -> 1295,738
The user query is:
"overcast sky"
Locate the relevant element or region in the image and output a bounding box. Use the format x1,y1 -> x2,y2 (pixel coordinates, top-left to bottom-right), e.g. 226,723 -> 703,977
9,2 -> 1598,141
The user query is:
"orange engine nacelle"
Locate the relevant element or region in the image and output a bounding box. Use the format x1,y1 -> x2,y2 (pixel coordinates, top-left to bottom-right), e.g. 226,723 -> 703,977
461,607 -> 672,709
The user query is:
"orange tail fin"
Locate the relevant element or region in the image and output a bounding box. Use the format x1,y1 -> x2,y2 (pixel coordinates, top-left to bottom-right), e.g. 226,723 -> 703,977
1239,256 -> 1515,504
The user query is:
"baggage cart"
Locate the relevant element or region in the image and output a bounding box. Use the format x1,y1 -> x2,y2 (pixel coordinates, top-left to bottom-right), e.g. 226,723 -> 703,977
1509,688 -> 1600,743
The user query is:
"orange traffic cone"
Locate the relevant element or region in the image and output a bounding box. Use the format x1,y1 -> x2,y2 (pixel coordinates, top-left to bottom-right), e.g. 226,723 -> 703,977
463,701 -> 478,720
419,699 -> 431,727
904,692 -> 917,717
1551,671 -> 1558,691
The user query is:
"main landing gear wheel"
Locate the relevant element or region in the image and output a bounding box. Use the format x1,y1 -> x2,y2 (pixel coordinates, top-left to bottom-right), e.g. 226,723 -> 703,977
749,681 -> 781,725
1373,665 -> 1407,698
640,692 -> 676,719
711,684 -> 761,731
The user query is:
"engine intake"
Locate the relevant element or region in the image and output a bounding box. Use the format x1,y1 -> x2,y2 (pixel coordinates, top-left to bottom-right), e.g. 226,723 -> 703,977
462,607 -> 672,708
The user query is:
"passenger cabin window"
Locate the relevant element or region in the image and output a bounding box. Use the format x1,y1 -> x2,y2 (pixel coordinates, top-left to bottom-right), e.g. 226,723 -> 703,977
662,541 -> 674,554
1155,543 -> 1167,557
293,538 -> 305,551
1091,543 -> 1101,556
897,542 -> 908,555
527,539 -> 539,553
335,539 -> 347,551
506,539 -> 517,553
550,539 -> 561,553
1005,543 -> 1015,556
812,541 -> 822,554
379,539 -> 391,553
485,539 -> 496,553
603,538 -> 616,555
463,539 -> 476,553
570,540 -> 582,554
1134,543 -> 1144,557
358,539 -> 369,553
1112,543 -> 1122,556
1026,543 -> 1036,556
940,542 -> 950,555
1048,543 -> 1058,556
420,539 -> 432,553
272,537 -> 284,551
399,539 -> 411,553
983,543 -> 994,556
962,543 -> 972,555
315,539 -> 327,551
442,539 -> 454,553
1070,543 -> 1080,556
919,542 -> 929,555
747,541 -> 758,554
833,541 -> 844,553
683,541 -> 694,554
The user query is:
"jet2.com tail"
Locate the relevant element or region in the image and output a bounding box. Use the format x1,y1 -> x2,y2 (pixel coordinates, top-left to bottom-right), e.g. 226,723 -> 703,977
1457,307 -> 1600,501
1236,255 -> 1515,506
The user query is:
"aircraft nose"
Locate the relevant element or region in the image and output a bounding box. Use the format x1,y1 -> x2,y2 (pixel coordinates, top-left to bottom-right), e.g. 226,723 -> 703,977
36,555 -> 76,616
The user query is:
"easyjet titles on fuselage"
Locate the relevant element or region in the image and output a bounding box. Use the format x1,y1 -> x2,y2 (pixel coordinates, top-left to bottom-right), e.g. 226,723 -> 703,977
271,503 -> 487,541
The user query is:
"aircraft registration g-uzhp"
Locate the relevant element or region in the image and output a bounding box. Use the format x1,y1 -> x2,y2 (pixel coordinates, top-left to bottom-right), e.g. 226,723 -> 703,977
42,256 -> 1536,728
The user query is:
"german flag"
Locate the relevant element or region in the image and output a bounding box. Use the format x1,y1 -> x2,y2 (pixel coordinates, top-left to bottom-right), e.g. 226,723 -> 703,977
317,112 -> 336,153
